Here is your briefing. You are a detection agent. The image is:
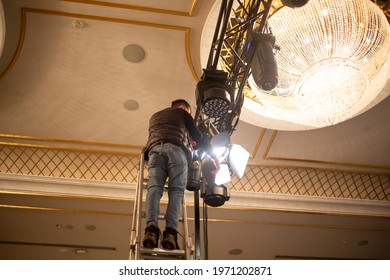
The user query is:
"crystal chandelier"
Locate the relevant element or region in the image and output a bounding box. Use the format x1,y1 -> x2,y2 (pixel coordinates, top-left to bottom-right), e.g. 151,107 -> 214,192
244,0 -> 390,128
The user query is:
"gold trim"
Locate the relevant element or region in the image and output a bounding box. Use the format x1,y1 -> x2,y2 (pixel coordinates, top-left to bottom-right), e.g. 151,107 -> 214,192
245,161 -> 390,176
0,133 -> 143,149
2,203 -> 389,232
263,130 -> 277,159
0,190 -> 134,203
0,204 -> 131,216
249,128 -> 266,158
263,131 -> 390,172
267,155 -> 390,171
2,190 -> 390,234
0,8 -> 198,82
0,240 -> 116,251
185,28 -> 200,81
0,141 -> 140,156
61,0 -> 198,17
187,0 -> 199,16
3,191 -> 390,220
199,217 -> 390,232
0,8 -> 26,80
206,204 -> 390,220
23,7 -> 187,29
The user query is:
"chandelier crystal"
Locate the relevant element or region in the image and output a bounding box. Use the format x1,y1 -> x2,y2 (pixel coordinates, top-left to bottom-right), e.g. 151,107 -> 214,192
245,0 -> 390,128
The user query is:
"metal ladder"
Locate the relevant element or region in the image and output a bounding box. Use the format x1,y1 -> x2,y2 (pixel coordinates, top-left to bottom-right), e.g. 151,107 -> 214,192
129,154 -> 194,260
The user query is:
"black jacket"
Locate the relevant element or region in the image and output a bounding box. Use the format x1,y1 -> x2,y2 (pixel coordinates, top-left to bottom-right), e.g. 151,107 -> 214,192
144,107 -> 210,162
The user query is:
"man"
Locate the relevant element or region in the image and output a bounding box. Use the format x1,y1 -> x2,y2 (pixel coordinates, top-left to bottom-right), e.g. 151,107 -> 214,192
142,99 -> 218,250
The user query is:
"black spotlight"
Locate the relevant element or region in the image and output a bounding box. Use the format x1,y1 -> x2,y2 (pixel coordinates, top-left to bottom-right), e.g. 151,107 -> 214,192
201,183 -> 230,207
202,87 -> 231,118
199,156 -> 230,207
282,0 -> 309,8
196,69 -> 234,118
250,33 -> 278,91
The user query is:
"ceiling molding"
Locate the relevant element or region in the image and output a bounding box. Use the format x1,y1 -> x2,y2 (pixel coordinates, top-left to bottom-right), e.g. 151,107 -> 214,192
0,133 -> 143,155
0,7 -> 198,82
0,204 -> 131,216
61,0 -> 199,17
0,141 -> 140,156
262,131 -> 390,172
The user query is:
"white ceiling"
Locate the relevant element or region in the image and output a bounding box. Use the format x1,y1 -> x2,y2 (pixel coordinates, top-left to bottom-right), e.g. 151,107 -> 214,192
0,0 -> 389,260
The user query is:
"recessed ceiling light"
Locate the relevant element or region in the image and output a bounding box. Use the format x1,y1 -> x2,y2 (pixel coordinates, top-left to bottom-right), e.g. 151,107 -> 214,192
72,20 -> 85,29
84,225 -> 96,231
123,44 -> 146,63
75,249 -> 88,255
228,248 -> 243,255
358,240 -> 369,246
123,99 -> 139,111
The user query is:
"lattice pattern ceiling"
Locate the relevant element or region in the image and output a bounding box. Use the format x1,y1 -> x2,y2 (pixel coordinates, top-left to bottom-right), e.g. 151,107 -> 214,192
1,145 -> 389,201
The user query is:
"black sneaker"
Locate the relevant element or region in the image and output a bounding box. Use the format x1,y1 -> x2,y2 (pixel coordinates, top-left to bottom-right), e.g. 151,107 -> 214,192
162,227 -> 180,250
142,225 -> 160,248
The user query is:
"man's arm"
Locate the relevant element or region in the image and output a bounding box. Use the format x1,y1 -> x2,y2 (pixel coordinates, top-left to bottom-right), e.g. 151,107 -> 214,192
182,110 -> 220,173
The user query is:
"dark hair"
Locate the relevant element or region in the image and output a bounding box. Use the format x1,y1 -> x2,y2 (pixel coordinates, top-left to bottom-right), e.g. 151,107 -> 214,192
171,99 -> 191,109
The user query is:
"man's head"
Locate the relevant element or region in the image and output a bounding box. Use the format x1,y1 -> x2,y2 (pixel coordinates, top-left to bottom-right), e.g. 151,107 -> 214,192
171,99 -> 191,114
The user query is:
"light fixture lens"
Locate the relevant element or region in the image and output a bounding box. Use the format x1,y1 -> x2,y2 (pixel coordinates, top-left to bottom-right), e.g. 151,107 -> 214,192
202,87 -> 231,117
201,184 -> 229,207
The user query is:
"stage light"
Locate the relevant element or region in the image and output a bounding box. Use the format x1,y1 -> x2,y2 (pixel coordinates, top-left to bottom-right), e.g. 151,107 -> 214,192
209,132 -> 249,181
199,156 -> 230,207
202,87 -> 231,118
200,181 -> 230,207
281,0 -> 309,8
195,69 -> 234,118
250,33 -> 278,91
197,132 -> 249,207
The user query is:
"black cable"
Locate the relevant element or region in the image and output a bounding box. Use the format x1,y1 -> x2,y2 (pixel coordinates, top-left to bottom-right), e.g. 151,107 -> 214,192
203,200 -> 209,260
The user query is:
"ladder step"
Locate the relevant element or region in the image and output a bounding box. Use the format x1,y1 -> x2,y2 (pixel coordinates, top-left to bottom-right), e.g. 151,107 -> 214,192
140,247 -> 186,260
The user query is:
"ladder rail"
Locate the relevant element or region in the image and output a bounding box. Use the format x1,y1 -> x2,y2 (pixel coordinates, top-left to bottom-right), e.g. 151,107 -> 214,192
129,154 -> 145,260
182,196 -> 192,260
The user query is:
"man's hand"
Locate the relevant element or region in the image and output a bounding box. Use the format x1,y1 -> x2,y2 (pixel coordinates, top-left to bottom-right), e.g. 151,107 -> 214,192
210,157 -> 220,175
190,139 -> 197,147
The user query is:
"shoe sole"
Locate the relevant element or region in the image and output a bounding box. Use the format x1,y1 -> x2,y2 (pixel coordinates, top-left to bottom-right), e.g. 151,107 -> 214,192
162,240 -> 175,249
143,239 -> 157,248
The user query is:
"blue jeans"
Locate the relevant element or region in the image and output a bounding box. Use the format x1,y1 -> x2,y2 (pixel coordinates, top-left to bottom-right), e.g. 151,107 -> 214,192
145,143 -> 188,230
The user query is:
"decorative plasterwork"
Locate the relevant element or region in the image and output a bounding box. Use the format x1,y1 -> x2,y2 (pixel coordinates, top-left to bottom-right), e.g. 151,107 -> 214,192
0,7 -> 199,81
1,143 -> 389,202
